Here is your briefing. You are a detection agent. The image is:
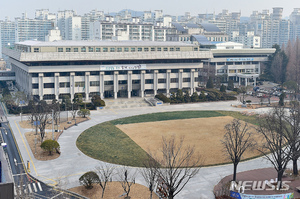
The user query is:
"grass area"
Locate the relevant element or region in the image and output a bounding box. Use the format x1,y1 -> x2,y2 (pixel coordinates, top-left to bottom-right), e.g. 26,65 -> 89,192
217,111 -> 259,125
76,110 -> 258,167
76,121 -> 149,167
111,111 -> 225,125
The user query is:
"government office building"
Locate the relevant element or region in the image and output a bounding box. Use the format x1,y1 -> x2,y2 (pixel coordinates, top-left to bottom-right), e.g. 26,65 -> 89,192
3,40 -> 213,101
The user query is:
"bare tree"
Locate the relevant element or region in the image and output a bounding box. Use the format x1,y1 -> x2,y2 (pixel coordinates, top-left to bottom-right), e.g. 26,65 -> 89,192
28,100 -> 51,142
140,156 -> 159,199
257,107 -> 292,189
118,167 -> 136,199
95,164 -> 115,198
153,135 -> 201,199
284,102 -> 300,176
221,119 -> 256,182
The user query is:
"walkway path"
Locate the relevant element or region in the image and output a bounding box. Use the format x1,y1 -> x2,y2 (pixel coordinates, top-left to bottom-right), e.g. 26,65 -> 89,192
7,100 -> 278,198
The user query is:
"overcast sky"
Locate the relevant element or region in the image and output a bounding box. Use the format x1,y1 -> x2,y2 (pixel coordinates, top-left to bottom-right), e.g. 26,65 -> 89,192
0,0 -> 299,20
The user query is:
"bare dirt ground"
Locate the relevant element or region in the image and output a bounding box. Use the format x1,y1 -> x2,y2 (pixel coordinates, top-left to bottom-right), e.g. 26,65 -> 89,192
117,116 -> 263,166
19,117 -> 89,130
22,116 -> 89,161
69,182 -> 159,199
25,131 -> 61,161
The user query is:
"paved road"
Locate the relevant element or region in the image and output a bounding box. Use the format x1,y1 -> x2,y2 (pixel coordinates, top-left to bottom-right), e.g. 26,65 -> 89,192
0,102 -> 86,199
7,100 -> 281,198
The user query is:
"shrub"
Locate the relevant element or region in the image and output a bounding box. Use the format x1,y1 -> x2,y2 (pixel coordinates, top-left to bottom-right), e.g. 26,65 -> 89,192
91,95 -> 105,107
79,171 -> 99,189
40,140 -> 60,155
78,109 -> 90,118
155,93 -> 171,103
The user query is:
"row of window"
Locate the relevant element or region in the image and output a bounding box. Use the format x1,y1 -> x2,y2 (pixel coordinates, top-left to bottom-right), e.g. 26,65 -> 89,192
217,69 -> 259,73
32,78 -> 193,89
210,61 -> 259,65
31,69 -> 194,77
56,47 -> 185,53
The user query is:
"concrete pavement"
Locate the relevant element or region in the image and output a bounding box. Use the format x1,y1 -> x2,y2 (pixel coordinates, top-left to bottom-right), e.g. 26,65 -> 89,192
8,100 -> 277,198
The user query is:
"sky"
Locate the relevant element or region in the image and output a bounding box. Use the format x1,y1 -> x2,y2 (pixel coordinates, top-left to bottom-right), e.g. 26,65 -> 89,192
0,0 -> 299,20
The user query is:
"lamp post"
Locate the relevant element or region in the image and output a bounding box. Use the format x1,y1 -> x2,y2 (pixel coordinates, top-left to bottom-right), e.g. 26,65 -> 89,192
52,109 -> 54,140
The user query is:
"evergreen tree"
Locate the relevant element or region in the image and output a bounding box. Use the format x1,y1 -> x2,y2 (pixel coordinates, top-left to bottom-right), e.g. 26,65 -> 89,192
206,77 -> 214,89
176,89 -> 184,103
220,84 -> 226,92
199,91 -> 206,102
184,91 -> 191,103
227,79 -> 234,90
191,92 -> 199,102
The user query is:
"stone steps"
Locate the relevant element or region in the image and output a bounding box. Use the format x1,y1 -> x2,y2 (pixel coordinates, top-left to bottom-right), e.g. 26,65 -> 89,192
103,97 -> 151,109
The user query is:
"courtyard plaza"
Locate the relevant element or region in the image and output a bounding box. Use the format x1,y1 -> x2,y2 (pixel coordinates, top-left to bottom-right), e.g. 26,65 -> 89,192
8,100 -> 285,198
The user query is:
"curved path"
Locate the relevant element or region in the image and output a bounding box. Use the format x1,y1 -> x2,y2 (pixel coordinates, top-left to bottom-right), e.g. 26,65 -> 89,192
8,100 -> 277,199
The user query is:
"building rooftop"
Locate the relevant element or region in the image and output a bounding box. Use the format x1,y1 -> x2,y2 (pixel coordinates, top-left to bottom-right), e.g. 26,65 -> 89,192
16,40 -> 197,47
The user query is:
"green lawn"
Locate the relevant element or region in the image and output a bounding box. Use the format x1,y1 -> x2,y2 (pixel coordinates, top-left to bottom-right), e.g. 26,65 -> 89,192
76,110 -> 257,167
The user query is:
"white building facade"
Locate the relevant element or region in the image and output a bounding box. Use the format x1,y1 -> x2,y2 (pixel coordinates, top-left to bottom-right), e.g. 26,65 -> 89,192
3,40 -> 212,101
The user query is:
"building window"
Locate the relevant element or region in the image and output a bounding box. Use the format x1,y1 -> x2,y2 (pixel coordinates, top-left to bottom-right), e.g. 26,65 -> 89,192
124,48 -> 129,52
105,71 -> 114,75
117,48 -> 122,52
60,72 -> 70,76
176,47 -> 180,51
104,81 -> 113,85
131,48 -> 136,52
58,48 -> 63,52
66,48 -> 71,52
158,79 -> 166,83
44,83 -> 54,88
170,47 -> 174,51
144,48 -> 149,52
75,72 -> 85,76
133,70 -> 140,74
163,48 -> 168,51
90,71 -> 100,75
151,47 -> 155,51
171,69 -> 178,73
90,81 -> 100,87
183,69 -> 190,72
110,48 -> 115,52
171,78 -> 178,83
74,48 -> 78,52
81,47 -> 86,52
96,48 -> 101,52
183,78 -> 190,82
145,79 -> 153,84
157,47 -> 161,51
43,94 -> 55,100
44,72 -> 54,77
138,48 -> 142,52
89,47 -> 94,52
75,82 -> 85,87
158,69 -> 166,73
31,73 -> 38,77
194,47 -> 198,51
59,82 -> 70,87
34,48 -> 39,52
118,80 -> 127,84
132,80 -> 140,84
32,84 -> 38,89
217,69 -> 224,73
103,48 -> 108,52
